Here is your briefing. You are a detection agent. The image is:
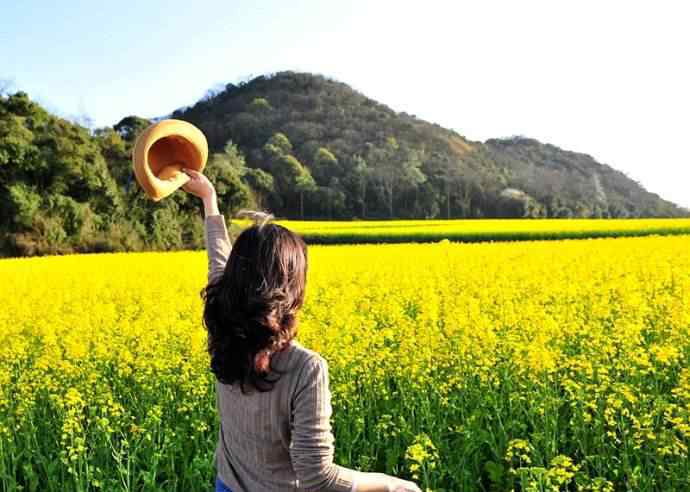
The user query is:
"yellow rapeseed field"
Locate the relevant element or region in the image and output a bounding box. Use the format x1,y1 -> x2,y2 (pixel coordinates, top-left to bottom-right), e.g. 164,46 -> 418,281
266,218 -> 690,244
1,233 -> 689,491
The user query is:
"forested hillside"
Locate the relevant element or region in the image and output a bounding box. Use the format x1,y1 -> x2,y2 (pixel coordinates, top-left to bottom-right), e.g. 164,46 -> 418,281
177,71 -> 685,220
0,71 -> 686,256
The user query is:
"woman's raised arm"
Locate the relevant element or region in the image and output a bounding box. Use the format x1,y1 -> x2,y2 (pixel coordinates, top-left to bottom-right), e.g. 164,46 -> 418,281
181,168 -> 231,284
204,211 -> 231,284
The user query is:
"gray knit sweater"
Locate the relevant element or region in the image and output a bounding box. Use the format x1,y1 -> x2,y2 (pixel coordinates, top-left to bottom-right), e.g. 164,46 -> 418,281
205,214 -> 358,492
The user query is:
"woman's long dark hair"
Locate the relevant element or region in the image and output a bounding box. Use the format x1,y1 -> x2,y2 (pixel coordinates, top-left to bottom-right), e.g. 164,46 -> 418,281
200,210 -> 308,394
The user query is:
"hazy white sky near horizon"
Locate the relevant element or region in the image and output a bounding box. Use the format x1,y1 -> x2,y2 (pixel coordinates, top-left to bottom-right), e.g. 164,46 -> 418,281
2,0 -> 689,208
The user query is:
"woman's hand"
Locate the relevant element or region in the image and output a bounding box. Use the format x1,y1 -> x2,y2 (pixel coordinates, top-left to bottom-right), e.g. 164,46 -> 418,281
352,472 -> 421,492
389,477 -> 423,492
181,168 -> 216,200
181,168 -> 219,216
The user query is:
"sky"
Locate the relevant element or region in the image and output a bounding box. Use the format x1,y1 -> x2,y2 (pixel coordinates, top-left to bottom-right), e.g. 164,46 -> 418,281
2,0 -> 688,208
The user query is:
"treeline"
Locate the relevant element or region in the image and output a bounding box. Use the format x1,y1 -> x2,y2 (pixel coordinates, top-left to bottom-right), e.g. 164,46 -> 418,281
1,72 -> 687,256
0,93 -> 249,256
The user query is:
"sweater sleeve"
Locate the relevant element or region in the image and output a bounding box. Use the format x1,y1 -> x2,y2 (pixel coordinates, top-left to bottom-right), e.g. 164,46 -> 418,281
204,214 -> 231,285
290,355 -> 356,492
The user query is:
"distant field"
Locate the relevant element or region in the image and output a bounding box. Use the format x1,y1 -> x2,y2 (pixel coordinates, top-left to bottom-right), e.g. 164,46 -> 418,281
233,217 -> 690,244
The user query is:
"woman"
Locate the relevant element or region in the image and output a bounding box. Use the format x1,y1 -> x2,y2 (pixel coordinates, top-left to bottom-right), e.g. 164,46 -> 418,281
181,168 -> 422,492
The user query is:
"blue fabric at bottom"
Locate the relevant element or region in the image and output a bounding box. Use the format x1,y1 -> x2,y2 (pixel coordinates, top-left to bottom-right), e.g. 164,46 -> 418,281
215,477 -> 234,492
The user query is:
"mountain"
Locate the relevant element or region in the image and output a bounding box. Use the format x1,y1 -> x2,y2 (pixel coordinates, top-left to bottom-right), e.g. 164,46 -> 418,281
1,72 -> 687,257
173,71 -> 686,219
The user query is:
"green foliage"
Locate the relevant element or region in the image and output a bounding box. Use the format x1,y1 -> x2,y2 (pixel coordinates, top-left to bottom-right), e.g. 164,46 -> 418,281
7,182 -> 41,229
113,115 -> 151,142
0,89 -> 263,256
44,194 -> 99,237
295,169 -> 317,193
175,71 -> 686,220
244,167 -> 274,193
485,137 -> 686,218
312,147 -> 339,184
314,147 -> 337,165
249,97 -> 272,112
150,206 -> 183,250
267,132 -> 292,155
1,73 -> 687,256
244,168 -> 274,209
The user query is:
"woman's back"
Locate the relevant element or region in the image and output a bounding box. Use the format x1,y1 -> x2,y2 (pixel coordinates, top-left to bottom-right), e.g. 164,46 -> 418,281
215,339 -> 357,492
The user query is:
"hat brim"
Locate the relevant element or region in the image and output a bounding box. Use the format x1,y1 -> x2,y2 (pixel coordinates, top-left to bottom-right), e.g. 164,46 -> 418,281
132,119 -> 209,201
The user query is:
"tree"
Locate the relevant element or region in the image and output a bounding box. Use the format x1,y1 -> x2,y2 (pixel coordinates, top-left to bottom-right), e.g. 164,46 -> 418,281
222,140 -> 248,174
368,137 -> 426,218
260,133 -> 317,217
295,169 -> 317,219
425,151 -> 466,218
203,141 -> 254,214
312,147 -> 338,184
244,168 -> 274,209
351,154 -> 370,218
93,127 -> 129,191
267,132 -> 292,155
367,138 -> 397,217
249,97 -> 272,112
113,116 -> 151,142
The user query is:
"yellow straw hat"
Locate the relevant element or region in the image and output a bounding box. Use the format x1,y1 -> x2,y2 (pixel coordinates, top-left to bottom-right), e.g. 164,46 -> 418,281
132,119 -> 209,201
